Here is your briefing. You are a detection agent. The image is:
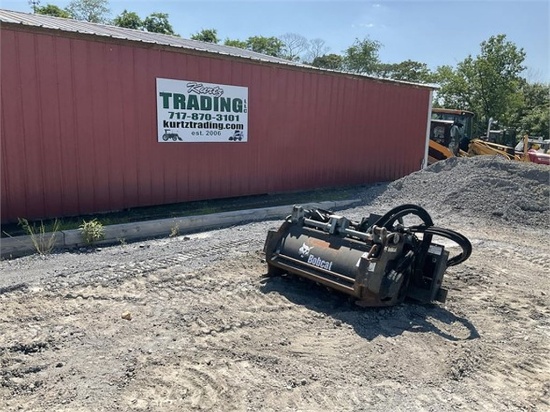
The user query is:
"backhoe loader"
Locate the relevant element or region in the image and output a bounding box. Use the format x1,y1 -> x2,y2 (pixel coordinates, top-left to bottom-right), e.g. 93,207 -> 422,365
427,108 -> 473,165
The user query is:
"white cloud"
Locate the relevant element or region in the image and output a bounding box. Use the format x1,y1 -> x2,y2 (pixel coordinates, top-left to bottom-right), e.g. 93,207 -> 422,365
352,23 -> 375,29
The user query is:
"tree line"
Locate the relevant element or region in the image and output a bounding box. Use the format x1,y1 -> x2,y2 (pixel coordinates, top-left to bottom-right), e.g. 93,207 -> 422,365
29,0 -> 549,139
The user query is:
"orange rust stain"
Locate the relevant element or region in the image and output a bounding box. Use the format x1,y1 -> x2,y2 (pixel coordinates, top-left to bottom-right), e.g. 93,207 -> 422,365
308,238 -> 330,249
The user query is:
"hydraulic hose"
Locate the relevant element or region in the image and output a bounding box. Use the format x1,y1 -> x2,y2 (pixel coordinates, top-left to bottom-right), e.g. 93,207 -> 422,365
368,204 -> 471,267
302,203 -> 472,267
368,204 -> 434,230
410,225 -> 472,266
366,204 -> 434,273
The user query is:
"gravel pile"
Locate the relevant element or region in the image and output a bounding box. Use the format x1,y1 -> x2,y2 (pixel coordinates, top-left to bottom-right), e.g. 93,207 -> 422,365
353,156 -> 549,229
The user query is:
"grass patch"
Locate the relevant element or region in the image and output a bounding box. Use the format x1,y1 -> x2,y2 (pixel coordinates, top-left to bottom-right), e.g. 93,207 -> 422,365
15,218 -> 61,255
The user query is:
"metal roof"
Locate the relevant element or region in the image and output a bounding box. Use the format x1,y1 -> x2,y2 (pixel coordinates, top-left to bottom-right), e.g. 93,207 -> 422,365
0,8 -> 435,89
0,9 -> 306,67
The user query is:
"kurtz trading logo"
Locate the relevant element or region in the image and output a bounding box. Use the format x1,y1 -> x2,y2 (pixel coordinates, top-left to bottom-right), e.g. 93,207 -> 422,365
158,86 -> 243,112
156,78 -> 248,143
186,82 -> 224,97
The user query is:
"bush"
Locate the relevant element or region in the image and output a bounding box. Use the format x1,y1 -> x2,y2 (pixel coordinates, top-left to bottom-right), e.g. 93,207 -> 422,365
79,219 -> 105,245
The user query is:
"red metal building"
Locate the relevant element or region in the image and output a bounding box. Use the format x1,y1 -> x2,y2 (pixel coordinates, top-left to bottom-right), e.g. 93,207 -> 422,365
0,10 -> 434,223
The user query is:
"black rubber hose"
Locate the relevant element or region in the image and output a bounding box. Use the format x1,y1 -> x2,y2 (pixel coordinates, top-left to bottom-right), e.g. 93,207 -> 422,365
410,225 -> 472,266
364,205 -> 436,281
304,204 -> 472,267
370,204 -> 434,230
370,204 -> 471,267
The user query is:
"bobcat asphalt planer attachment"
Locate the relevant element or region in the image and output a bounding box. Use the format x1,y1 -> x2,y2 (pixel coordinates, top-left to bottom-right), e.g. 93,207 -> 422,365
263,204 -> 472,307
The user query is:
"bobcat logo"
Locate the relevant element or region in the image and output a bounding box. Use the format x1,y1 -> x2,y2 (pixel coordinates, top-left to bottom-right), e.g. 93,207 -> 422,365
299,243 -> 313,258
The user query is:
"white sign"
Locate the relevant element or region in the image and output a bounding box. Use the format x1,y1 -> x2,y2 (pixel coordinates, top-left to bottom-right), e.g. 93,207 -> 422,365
156,78 -> 248,143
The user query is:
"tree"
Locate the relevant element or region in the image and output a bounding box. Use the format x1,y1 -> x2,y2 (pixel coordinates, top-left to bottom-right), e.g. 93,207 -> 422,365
224,38 -> 248,49
113,10 -> 142,30
432,65 -> 468,109
279,33 -> 308,62
343,37 -> 381,75
513,82 -> 550,139
191,29 -> 219,43
304,38 -> 330,64
435,35 -> 526,135
245,36 -> 283,57
376,60 -> 434,83
28,0 -> 41,13
112,10 -> 177,35
65,0 -> 110,23
472,35 -> 525,129
35,4 -> 71,18
143,13 -> 176,35
311,54 -> 344,71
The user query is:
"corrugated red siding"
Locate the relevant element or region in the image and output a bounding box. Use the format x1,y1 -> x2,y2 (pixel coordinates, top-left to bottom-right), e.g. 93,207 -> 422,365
1,27 -> 431,223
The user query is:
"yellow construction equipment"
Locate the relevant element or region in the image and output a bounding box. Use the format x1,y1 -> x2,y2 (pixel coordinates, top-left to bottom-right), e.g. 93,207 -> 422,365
428,108 -> 474,165
427,109 -> 549,166
467,139 -> 519,160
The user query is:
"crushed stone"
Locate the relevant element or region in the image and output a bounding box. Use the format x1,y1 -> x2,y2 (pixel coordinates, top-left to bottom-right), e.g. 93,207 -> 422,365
351,156 -> 549,229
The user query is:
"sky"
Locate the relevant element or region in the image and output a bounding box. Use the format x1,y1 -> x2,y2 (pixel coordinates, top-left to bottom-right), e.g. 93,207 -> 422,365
2,0 -> 549,82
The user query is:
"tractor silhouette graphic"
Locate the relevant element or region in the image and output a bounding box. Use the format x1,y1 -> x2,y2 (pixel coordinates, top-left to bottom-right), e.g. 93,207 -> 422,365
229,130 -> 244,141
162,129 -> 182,141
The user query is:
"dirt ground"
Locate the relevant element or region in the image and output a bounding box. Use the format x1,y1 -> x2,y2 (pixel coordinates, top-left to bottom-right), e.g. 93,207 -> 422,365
1,157 -> 549,411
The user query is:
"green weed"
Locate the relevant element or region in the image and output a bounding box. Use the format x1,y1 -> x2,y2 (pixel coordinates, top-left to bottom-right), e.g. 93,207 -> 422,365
79,219 -> 105,245
169,223 -> 180,238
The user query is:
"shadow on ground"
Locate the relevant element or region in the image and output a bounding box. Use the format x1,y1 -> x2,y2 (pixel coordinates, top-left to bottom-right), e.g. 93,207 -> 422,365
260,273 -> 479,342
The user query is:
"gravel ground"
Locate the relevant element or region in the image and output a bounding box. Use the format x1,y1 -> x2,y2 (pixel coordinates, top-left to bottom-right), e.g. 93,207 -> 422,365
0,156 -> 549,411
